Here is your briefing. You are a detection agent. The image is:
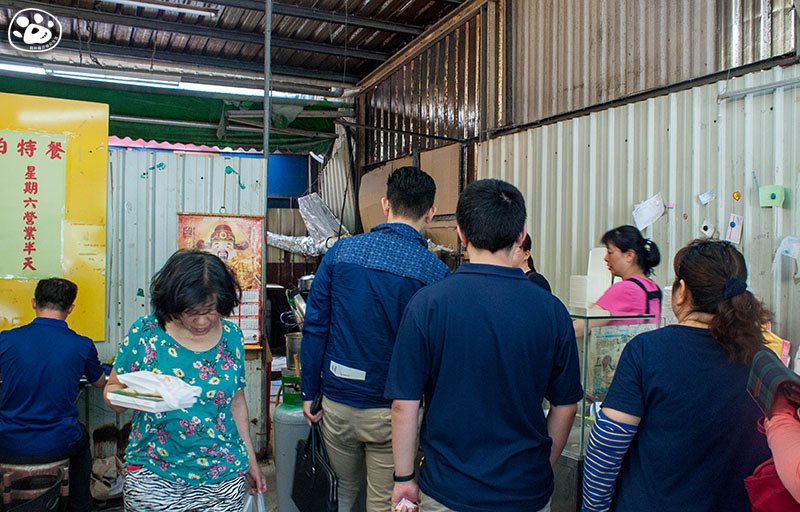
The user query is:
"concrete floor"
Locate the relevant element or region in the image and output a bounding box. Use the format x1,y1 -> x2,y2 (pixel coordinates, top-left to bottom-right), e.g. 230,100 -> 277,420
262,459 -> 280,512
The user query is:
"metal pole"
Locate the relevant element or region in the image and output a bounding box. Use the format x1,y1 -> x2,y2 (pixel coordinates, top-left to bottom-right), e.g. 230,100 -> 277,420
260,0 -> 273,458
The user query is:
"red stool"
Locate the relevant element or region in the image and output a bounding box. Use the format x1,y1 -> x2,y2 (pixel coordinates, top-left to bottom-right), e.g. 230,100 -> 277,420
0,460 -> 68,511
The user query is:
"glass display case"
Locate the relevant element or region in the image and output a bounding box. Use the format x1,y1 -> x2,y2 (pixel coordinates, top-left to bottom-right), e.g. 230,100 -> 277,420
551,308 -> 657,512
565,307 -> 658,457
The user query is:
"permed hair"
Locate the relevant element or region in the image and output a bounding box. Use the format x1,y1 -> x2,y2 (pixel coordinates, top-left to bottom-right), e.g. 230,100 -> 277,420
150,249 -> 241,328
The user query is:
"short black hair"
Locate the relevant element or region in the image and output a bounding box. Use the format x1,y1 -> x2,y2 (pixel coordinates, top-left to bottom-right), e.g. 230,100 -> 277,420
34,278 -> 77,312
386,166 -> 436,220
456,179 -> 526,252
150,249 -> 241,328
600,225 -> 661,276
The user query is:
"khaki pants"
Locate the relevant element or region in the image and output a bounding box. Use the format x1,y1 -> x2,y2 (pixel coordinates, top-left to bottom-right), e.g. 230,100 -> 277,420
320,397 -> 393,512
419,490 -> 551,512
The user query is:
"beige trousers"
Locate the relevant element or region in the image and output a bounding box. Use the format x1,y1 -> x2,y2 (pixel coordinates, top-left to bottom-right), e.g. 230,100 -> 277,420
320,397 -> 394,512
419,490 -> 552,512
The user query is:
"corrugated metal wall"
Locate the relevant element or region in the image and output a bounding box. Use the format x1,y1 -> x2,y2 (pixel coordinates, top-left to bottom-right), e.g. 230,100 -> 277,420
478,64 -> 800,344
318,134 -> 357,233
102,149 -> 313,451
510,0 -> 797,126
359,3 -> 499,166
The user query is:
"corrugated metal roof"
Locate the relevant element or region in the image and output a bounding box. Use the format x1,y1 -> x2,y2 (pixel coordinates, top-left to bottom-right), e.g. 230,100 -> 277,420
0,0 -> 462,85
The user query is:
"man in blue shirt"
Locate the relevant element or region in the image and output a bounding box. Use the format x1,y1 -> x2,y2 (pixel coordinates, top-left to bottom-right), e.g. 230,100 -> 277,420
0,278 -> 106,512
301,166 -> 450,511
385,179 -> 583,512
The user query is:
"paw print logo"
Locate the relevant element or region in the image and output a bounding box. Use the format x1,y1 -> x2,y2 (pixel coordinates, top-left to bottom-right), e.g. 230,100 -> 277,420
8,9 -> 62,52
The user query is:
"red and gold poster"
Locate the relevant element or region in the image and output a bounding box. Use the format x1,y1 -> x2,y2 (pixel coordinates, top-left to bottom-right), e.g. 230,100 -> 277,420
177,214 -> 264,344
177,214 -> 263,290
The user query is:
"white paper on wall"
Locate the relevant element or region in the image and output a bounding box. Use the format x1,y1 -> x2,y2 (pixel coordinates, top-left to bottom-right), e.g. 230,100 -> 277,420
772,236 -> 800,277
632,193 -> 665,230
698,189 -> 716,205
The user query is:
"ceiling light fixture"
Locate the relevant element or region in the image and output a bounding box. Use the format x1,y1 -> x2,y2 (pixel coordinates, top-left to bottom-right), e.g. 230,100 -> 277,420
44,64 -> 182,87
0,62 -> 46,76
99,0 -> 218,18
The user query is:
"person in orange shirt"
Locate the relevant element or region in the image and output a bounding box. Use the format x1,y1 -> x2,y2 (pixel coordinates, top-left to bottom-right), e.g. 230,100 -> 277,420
765,393 -> 800,504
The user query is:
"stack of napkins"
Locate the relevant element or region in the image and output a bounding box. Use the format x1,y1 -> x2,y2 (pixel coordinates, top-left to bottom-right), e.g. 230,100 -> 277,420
107,371 -> 202,412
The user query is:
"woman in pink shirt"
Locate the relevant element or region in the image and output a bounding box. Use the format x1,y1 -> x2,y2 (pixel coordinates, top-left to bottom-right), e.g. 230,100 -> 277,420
594,225 -> 662,322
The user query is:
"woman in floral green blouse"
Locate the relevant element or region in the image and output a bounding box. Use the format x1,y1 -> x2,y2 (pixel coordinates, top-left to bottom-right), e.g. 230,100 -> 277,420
104,250 -> 267,512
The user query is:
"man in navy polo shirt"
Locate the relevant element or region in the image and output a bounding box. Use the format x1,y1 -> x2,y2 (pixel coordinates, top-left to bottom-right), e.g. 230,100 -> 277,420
0,278 -> 105,512
301,166 -> 450,511
386,179 -> 583,512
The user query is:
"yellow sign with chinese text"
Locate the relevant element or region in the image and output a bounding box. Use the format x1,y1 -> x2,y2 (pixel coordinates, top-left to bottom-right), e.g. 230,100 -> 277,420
0,93 -> 107,341
0,129 -> 67,279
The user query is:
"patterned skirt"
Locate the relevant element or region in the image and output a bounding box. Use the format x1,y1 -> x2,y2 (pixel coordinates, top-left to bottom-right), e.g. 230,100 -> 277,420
124,467 -> 248,512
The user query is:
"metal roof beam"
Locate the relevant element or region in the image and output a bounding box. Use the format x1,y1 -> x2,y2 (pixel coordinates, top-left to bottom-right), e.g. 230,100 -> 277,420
273,2 -> 422,35
50,40 -> 361,83
207,0 -> 423,35
273,65 -> 359,84
111,114 -> 338,138
7,0 -> 386,61
271,37 -> 388,61
54,39 -> 264,72
228,109 -> 354,118
6,0 -> 260,44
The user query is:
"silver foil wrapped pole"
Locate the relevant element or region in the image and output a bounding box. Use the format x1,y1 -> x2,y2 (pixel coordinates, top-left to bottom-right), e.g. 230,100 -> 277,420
269,194 -> 449,258
264,193 -> 351,256
266,232 -> 345,257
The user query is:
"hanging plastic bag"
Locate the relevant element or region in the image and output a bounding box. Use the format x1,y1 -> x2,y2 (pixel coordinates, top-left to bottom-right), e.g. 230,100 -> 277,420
242,493 -> 267,512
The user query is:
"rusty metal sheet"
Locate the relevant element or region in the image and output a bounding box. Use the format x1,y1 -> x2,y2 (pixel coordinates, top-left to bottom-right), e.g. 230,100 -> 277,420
509,0 -> 797,127
358,10 -> 484,165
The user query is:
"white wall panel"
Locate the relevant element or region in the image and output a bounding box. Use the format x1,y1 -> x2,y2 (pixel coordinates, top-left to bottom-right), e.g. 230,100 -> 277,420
105,151 -> 268,358
478,64 -> 800,344
103,149 -> 305,453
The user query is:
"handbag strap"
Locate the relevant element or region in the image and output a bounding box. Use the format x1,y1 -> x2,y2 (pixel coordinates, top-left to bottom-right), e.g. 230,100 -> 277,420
311,423 -> 332,463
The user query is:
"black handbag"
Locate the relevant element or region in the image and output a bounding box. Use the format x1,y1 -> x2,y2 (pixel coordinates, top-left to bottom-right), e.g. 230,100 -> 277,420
291,422 -> 338,512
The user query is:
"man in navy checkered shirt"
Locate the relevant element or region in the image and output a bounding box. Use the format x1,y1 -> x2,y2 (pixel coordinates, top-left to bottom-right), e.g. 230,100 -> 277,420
301,166 -> 450,512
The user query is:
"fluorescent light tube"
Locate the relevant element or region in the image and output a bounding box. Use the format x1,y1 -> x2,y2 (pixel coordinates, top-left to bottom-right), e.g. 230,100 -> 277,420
99,0 -> 218,17
0,62 -> 46,76
44,64 -> 181,87
179,81 -> 264,96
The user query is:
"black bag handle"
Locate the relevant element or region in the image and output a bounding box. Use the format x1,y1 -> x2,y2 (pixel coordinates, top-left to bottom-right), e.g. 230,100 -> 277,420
303,421 -> 332,478
311,423 -> 331,462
